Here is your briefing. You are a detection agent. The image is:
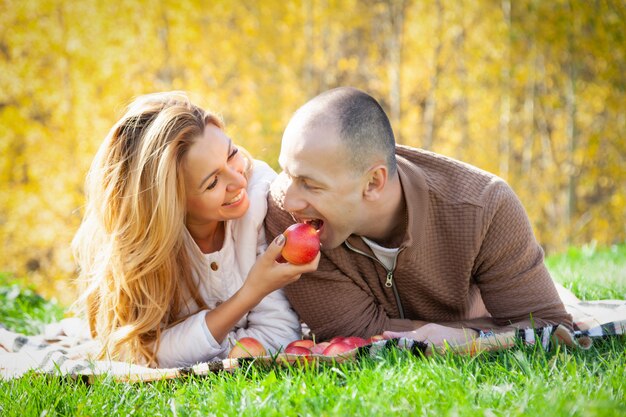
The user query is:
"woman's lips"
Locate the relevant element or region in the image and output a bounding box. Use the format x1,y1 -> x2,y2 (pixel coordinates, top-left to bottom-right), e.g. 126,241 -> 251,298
223,189 -> 245,206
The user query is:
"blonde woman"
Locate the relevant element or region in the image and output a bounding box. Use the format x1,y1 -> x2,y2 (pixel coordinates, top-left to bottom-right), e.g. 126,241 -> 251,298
72,92 -> 319,368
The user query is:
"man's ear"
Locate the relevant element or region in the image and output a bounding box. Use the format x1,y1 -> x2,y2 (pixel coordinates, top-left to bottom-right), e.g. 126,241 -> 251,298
363,165 -> 388,201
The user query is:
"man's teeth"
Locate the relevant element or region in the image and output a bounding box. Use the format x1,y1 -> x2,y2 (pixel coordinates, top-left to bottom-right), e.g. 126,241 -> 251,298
226,190 -> 243,205
304,219 -> 322,230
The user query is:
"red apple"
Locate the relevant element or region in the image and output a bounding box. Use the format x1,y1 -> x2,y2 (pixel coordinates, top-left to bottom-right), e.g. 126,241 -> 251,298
228,337 -> 267,359
328,336 -> 345,345
310,342 -> 330,355
286,339 -> 315,350
284,345 -> 312,356
322,341 -> 355,356
280,223 -> 320,265
342,336 -> 368,348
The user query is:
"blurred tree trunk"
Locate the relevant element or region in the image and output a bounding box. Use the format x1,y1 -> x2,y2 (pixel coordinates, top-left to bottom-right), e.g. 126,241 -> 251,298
303,0 -> 314,97
521,13 -> 535,177
498,0 -> 511,181
422,0 -> 443,150
454,2 -> 469,159
384,0 -> 407,143
157,3 -> 173,85
320,0 -> 330,90
565,0 -> 579,246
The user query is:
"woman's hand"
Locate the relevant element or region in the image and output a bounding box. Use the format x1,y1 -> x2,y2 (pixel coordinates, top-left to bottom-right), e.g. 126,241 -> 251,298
242,234 -> 320,301
204,234 -> 319,344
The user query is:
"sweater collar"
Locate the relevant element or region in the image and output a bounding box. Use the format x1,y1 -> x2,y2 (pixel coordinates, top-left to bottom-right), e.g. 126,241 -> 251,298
396,152 -> 429,251
344,150 -> 429,253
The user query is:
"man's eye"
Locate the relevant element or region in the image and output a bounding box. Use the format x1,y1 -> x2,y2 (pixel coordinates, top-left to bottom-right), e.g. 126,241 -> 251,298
206,177 -> 218,190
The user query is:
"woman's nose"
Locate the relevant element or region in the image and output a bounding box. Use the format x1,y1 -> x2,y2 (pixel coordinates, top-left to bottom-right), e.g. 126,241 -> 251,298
226,165 -> 247,191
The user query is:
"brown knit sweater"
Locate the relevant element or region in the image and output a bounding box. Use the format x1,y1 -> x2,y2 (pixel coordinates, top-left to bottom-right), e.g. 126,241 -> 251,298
265,145 -> 573,341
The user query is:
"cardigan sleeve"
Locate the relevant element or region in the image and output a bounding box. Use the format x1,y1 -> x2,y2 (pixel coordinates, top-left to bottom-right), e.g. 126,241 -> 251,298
156,310 -> 227,368
227,289 -> 302,353
156,287 -> 301,368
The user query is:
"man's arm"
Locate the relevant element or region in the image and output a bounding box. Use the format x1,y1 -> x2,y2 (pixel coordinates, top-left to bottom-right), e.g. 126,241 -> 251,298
384,181 -> 572,347
472,180 -> 572,330
418,181 -> 572,337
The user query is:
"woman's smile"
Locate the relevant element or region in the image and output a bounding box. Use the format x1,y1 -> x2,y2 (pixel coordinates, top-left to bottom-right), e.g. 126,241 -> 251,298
223,189 -> 246,206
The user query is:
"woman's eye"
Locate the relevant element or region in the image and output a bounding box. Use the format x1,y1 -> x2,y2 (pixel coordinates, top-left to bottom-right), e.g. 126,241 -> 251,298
228,147 -> 239,160
206,177 -> 218,190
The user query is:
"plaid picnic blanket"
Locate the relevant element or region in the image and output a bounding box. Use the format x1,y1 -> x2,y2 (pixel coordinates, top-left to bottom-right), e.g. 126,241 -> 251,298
1,300 -> 625,383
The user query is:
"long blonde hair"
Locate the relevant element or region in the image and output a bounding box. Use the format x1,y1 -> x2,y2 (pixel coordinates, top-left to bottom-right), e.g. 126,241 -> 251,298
72,92 -> 231,365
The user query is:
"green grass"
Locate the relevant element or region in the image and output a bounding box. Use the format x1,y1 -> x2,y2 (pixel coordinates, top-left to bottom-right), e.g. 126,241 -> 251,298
0,273 -> 64,335
1,244 -> 625,416
545,242 -> 626,300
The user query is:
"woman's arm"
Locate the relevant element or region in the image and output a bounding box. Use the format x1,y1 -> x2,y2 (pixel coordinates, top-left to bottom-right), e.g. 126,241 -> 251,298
204,234 -> 318,343
156,310 -> 220,368
229,288 -> 301,353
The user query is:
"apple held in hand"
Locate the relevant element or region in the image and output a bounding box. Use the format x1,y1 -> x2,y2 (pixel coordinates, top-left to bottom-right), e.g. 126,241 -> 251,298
280,223 -> 320,265
228,337 -> 267,359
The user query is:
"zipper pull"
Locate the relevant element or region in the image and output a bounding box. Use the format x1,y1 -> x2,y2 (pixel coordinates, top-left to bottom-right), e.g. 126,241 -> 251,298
385,271 -> 393,287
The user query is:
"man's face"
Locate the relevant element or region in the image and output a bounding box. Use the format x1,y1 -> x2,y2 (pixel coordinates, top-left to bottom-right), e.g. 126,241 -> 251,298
278,120 -> 366,249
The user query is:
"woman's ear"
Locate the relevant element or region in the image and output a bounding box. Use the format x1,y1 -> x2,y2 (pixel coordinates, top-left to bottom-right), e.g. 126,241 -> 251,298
363,165 -> 388,201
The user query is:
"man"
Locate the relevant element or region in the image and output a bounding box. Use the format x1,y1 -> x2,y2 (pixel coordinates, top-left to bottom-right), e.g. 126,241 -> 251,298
265,87 -> 572,346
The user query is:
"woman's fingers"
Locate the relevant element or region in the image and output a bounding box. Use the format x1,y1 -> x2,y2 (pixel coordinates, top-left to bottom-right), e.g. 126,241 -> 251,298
277,250 -> 320,274
261,234 -> 286,264
264,233 -> 320,270
248,235 -> 321,292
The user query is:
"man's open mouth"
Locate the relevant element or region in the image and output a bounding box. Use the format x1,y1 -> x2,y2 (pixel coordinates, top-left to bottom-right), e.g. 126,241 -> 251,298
304,219 -> 323,231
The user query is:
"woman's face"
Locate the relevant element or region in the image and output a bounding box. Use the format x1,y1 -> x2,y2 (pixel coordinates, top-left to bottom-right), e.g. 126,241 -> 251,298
183,124 -> 249,228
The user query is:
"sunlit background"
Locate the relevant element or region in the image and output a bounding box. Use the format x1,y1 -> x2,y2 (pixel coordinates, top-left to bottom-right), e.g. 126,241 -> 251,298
1,0 -> 624,305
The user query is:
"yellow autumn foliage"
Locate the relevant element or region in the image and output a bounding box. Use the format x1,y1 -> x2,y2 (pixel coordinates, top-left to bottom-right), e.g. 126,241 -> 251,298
0,0 -> 624,303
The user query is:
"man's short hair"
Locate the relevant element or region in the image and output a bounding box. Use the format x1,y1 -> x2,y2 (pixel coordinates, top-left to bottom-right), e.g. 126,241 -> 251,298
304,87 -> 397,175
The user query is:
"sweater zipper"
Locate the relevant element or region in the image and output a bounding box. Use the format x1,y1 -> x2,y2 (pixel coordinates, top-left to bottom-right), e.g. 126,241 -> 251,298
344,240 -> 406,320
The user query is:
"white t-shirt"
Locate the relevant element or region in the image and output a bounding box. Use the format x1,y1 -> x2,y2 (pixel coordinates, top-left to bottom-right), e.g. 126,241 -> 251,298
360,236 -> 400,271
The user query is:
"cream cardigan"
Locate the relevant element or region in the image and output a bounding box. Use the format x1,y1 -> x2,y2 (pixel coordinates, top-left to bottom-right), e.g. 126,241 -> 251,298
157,160 -> 300,367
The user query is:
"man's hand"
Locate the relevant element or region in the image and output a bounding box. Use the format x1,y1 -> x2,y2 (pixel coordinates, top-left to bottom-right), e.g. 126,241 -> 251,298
383,323 -> 479,346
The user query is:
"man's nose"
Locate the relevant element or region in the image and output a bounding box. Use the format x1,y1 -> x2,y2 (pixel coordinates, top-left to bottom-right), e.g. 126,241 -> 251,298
283,179 -> 307,213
